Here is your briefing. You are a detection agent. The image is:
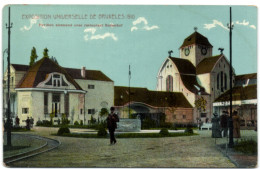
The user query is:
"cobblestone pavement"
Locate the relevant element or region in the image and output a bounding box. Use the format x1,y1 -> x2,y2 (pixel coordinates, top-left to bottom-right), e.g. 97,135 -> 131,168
8,127 -> 257,168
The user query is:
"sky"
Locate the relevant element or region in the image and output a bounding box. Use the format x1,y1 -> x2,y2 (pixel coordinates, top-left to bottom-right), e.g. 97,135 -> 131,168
2,5 -> 257,90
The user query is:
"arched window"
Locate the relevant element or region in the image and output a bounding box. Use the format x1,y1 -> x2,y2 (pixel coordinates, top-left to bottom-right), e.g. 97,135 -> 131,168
217,73 -> 220,89
166,75 -> 173,92
224,73 -> 227,90
221,71 -> 223,92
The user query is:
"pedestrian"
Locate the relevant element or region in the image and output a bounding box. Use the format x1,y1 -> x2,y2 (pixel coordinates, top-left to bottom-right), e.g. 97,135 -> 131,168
211,112 -> 222,138
15,116 -> 20,127
26,117 -> 31,130
30,117 -> 34,128
220,111 -> 229,137
107,107 -> 119,145
232,111 -> 241,138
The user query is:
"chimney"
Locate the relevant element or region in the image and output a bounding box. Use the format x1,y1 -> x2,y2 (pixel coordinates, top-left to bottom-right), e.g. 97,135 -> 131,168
81,66 -> 86,78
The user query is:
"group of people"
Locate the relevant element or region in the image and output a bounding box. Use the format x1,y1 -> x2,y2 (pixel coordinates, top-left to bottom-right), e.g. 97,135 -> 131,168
26,117 -> 34,130
212,110 -> 241,138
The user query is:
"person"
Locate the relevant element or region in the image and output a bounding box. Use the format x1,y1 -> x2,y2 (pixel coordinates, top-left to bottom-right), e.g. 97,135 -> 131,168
30,117 -> 34,128
26,117 -> 31,130
232,111 -> 241,138
107,107 -> 119,145
15,116 -> 20,127
211,112 -> 222,138
220,111 -> 229,137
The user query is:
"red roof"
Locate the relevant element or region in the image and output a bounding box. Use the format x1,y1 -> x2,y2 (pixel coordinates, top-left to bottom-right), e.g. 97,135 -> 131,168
17,57 -> 82,90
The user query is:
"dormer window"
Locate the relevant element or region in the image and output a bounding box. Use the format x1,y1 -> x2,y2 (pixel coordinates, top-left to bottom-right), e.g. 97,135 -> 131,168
53,74 -> 61,87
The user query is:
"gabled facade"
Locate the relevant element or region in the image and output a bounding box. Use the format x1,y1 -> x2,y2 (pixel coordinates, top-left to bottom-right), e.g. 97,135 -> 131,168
156,30 -> 235,123
4,56 -> 114,126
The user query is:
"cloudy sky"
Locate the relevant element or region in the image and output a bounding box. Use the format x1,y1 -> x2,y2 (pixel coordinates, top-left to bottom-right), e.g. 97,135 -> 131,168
2,5 -> 257,90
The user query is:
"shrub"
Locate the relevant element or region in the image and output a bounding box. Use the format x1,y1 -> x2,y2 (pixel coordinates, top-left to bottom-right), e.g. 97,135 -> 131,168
74,121 -> 79,126
36,120 -> 43,126
142,118 -> 157,129
80,120 -> 83,126
57,126 -> 70,136
159,128 -> 169,136
97,126 -> 108,137
42,120 -> 52,126
184,127 -> 193,134
234,139 -> 257,155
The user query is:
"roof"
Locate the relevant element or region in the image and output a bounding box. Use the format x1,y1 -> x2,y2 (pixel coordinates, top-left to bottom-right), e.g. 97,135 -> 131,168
114,86 -> 193,108
11,64 -> 29,71
196,55 -> 222,74
64,67 -> 113,82
180,31 -> 213,48
18,57 -> 82,90
214,84 -> 257,102
235,73 -> 257,81
168,57 -> 207,94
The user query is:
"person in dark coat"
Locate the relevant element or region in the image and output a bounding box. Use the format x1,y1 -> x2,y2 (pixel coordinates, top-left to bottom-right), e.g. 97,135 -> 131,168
220,111 -> 229,137
107,107 -> 119,145
232,111 -> 241,138
212,112 -> 222,138
15,116 -> 20,127
26,117 -> 31,130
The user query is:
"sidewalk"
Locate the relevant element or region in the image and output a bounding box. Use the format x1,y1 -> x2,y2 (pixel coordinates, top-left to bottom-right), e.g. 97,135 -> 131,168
3,133 -> 47,159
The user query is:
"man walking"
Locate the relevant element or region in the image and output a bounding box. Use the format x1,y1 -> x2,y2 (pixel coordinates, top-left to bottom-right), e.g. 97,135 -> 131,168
107,107 -> 119,145
220,111 -> 229,137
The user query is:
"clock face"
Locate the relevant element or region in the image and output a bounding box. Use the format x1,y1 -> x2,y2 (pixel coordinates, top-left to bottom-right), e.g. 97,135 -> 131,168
184,48 -> 190,56
201,47 -> 207,55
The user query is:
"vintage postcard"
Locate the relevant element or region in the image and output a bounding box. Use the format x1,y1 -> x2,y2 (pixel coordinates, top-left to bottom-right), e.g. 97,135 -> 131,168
2,4 -> 257,168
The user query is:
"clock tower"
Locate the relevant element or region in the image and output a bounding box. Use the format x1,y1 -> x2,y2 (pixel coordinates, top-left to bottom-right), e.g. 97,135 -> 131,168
179,28 -> 213,66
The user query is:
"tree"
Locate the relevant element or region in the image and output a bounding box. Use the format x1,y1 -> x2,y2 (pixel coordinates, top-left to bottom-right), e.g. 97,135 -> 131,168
99,108 -> 109,121
43,48 -> 49,58
194,96 -> 207,121
29,47 -> 38,66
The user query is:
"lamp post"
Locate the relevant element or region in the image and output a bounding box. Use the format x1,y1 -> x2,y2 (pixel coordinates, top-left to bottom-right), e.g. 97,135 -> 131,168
227,7 -> 234,148
6,6 -> 13,147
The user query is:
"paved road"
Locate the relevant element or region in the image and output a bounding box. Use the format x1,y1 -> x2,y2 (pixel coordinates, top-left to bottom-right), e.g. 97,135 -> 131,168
7,127 -> 256,168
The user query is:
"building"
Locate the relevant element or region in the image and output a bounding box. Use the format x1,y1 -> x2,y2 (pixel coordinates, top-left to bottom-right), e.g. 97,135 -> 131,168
213,73 -> 257,127
156,30 -> 235,123
114,86 -> 193,125
3,56 -> 114,126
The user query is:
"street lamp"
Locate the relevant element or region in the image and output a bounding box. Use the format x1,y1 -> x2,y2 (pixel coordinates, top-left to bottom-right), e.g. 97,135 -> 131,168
227,7 -> 234,148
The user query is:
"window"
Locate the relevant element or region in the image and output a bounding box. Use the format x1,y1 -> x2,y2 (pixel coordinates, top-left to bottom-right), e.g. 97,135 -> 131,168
217,73 -> 219,89
183,115 -> 186,119
224,73 -> 227,90
22,108 -> 29,114
88,109 -> 95,114
44,93 -> 48,113
221,71 -> 223,91
52,93 -> 60,117
173,115 -> 176,119
212,88 -> 213,91
88,85 -> 95,89
53,74 -> 61,87
201,113 -> 207,118
80,109 -> 83,115
166,75 -> 173,92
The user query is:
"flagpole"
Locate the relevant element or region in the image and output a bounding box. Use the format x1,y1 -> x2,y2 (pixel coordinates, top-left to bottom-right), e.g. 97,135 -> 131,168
128,65 -> 131,118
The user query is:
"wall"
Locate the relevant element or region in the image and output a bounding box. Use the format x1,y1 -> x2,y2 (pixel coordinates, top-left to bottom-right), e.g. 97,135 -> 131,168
165,107 -> 194,123
75,79 -> 114,124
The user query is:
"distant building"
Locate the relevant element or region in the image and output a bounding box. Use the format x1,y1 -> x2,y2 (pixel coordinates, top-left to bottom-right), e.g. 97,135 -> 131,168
156,30 -> 235,123
114,86 -> 193,125
213,73 -> 257,127
3,56 -> 114,125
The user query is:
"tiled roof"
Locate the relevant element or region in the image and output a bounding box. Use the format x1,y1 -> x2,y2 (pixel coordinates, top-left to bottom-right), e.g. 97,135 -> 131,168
196,55 -> 222,74
17,57 -> 82,90
168,57 -> 207,94
11,64 -> 29,71
214,84 -> 257,102
64,67 -> 113,82
114,86 -> 193,108
180,31 -> 213,48
235,73 -> 257,81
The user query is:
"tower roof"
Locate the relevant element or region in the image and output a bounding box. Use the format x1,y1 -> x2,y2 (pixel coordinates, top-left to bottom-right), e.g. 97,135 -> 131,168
180,31 -> 213,48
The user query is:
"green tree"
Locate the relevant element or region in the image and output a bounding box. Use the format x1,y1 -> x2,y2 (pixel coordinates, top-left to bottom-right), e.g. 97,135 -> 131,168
99,108 -> 109,119
194,96 -> 207,112
29,47 -> 38,66
43,48 -> 49,58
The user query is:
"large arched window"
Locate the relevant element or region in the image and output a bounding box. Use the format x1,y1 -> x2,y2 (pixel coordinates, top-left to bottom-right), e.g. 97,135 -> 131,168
166,75 -> 173,92
224,73 -> 227,90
